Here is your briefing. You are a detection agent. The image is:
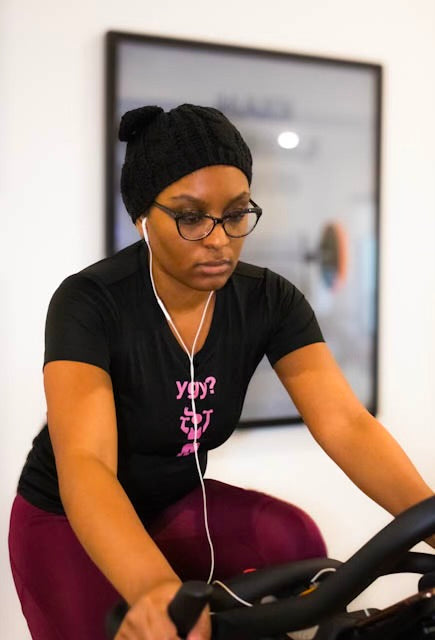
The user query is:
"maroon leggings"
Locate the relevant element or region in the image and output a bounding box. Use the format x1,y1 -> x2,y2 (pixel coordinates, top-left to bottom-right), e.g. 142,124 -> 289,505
9,479 -> 326,640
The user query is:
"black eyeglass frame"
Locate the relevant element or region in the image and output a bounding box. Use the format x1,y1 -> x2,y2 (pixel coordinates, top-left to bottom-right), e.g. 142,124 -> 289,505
151,199 -> 263,241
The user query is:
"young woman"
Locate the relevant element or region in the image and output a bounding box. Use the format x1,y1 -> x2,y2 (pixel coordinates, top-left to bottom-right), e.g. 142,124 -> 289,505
9,104 -> 434,640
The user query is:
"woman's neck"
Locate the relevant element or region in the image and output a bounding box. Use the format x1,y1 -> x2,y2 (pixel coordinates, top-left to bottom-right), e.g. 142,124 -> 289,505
149,259 -> 216,355
149,258 -> 214,316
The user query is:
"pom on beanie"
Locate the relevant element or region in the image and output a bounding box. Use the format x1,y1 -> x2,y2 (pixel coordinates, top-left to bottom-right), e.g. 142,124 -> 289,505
118,103 -> 253,222
118,106 -> 164,142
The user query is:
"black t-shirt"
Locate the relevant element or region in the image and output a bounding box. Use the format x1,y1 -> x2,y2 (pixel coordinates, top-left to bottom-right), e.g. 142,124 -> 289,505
18,240 -> 324,521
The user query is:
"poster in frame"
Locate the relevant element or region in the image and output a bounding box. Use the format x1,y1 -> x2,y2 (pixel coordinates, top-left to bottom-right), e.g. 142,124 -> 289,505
105,31 -> 381,427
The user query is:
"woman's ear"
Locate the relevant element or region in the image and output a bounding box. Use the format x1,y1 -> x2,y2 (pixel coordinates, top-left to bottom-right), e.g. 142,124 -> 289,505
135,216 -> 146,238
141,217 -> 149,243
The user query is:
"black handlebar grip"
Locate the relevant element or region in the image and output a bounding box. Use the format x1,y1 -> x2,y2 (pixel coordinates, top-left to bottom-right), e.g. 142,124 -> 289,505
105,599 -> 129,639
168,581 -> 213,638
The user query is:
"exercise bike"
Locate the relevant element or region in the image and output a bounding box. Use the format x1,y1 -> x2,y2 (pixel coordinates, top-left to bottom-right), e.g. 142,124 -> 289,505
107,495 -> 435,639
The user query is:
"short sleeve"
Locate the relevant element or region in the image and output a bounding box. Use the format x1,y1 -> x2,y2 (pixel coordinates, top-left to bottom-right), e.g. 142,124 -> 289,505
44,274 -> 118,373
265,272 -> 324,366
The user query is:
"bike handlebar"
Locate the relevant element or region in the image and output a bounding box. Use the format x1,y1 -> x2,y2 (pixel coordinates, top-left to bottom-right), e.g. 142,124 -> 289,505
106,495 -> 435,638
214,495 -> 435,635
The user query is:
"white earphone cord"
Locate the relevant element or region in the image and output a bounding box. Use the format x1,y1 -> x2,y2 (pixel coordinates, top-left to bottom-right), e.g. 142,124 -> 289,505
143,219 -> 216,583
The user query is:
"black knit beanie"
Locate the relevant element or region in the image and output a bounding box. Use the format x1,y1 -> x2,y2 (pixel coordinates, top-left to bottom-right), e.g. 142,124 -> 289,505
118,104 -> 253,222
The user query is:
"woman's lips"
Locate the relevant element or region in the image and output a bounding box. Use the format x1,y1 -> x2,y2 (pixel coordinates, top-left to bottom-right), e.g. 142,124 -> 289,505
195,260 -> 232,275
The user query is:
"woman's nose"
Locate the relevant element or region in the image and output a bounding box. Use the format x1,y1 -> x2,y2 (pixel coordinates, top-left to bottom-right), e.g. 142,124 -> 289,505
203,220 -> 230,247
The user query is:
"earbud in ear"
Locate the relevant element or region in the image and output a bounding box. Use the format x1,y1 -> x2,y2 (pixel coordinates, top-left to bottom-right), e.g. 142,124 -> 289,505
141,217 -> 149,243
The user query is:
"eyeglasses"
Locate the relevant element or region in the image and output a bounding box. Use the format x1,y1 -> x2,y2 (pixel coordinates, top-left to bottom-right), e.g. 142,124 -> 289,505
152,199 -> 262,241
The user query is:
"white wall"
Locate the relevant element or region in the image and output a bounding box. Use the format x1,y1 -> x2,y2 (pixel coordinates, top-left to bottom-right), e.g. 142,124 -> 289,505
1,1 -> 434,637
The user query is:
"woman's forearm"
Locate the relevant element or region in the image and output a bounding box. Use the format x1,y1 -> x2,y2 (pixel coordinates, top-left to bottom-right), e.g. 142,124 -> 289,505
58,453 -> 180,605
316,409 -> 434,516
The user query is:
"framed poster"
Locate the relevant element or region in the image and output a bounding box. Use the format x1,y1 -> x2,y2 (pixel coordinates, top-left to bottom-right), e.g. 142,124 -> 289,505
105,31 -> 381,426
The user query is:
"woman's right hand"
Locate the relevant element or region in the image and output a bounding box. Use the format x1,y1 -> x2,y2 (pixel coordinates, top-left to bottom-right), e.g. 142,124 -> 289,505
114,580 -> 212,640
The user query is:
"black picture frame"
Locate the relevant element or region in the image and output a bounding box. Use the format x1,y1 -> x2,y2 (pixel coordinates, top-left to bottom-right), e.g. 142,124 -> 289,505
105,31 -> 382,427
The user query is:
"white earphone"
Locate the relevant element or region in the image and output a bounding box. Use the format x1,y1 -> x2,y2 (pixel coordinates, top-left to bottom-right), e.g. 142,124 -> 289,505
141,217 -> 173,323
141,216 -> 149,243
140,214 -> 215,582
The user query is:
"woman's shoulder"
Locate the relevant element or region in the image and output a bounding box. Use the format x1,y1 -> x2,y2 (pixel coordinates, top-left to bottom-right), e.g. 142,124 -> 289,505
79,240 -> 144,288
232,260 -> 294,293
233,260 -> 266,280
49,241 -> 145,313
